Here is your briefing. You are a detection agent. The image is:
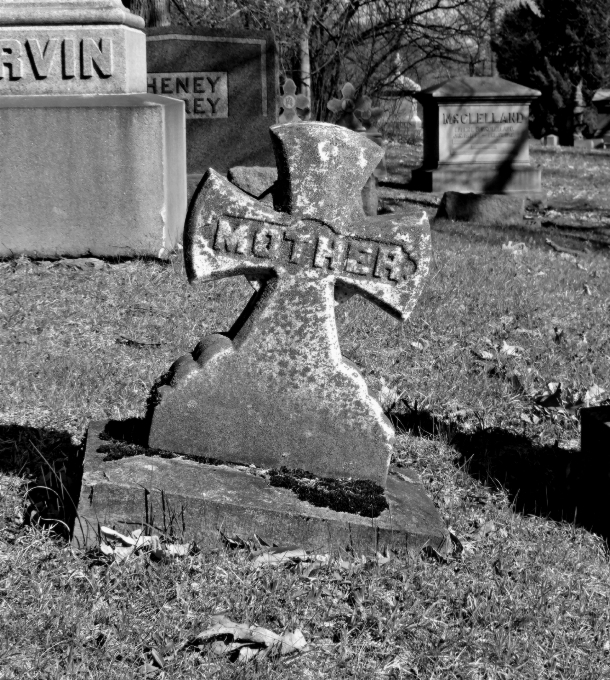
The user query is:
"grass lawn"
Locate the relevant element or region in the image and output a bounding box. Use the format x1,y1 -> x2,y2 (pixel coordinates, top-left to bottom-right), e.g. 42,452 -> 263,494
1,144 -> 610,678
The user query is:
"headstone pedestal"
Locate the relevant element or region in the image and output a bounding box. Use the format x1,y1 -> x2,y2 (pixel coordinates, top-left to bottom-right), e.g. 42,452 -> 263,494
0,0 -> 187,259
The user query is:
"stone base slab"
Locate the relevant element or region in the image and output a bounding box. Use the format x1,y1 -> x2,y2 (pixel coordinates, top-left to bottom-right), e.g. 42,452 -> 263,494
0,94 -> 186,259
411,163 -> 541,197
436,191 -> 525,225
73,421 -> 448,555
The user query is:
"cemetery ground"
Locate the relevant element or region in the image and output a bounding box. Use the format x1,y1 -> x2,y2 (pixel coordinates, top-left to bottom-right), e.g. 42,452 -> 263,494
1,145 -> 610,679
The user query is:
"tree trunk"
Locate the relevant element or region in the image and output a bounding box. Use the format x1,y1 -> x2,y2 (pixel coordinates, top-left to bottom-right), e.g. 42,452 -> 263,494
299,5 -> 315,109
124,0 -> 171,27
489,0 -> 497,76
299,33 -> 311,100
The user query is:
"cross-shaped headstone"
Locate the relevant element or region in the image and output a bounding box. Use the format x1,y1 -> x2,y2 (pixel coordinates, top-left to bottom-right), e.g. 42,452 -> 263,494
147,122 -> 430,487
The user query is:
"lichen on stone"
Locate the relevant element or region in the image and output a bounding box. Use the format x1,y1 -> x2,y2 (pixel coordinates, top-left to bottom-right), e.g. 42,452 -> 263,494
268,466 -> 388,518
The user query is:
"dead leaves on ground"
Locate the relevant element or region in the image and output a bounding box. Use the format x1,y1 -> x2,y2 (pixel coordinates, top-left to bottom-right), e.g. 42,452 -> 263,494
183,614 -> 307,662
99,526 -> 191,564
220,530 -> 393,573
523,381 -> 608,425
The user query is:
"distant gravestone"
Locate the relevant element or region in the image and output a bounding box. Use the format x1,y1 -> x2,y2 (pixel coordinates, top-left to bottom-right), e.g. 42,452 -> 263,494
593,89 -> 610,140
379,68 -> 422,138
0,0 -> 186,259
544,134 -> 559,148
75,123 -> 447,554
146,28 -> 277,177
412,76 -> 541,197
573,138 -> 599,151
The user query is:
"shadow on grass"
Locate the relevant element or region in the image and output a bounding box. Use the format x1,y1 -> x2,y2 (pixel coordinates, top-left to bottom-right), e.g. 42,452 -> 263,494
392,409 -> 608,542
432,215 -> 610,254
0,423 -> 80,537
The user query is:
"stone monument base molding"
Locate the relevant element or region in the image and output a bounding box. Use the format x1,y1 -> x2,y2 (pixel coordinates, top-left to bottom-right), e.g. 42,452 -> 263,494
411,163 -> 541,198
73,421 -> 448,556
0,94 -> 186,259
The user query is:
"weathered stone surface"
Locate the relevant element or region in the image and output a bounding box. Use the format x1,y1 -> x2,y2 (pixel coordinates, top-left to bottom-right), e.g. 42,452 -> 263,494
148,122 -> 431,487
0,94 -> 186,259
227,166 -> 278,203
146,27 -> 278,175
0,1 -> 146,95
573,138 -> 600,151
227,165 -> 378,214
0,0 -> 144,28
412,76 -> 542,197
361,174 -> 379,216
436,191 -> 525,225
544,134 -> 559,148
74,421 -> 448,555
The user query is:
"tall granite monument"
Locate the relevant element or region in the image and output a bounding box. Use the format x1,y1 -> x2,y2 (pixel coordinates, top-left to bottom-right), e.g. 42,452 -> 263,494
146,27 -> 277,183
0,0 -> 186,259
411,76 -> 541,197
76,123 -> 446,555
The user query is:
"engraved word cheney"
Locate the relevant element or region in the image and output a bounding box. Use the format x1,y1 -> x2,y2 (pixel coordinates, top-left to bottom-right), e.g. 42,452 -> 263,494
207,217 -> 416,282
147,72 -> 228,118
0,37 -> 112,80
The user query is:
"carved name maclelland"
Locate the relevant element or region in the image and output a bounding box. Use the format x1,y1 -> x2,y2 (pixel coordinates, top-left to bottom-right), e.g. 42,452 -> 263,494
208,218 -> 415,281
442,111 -> 525,125
0,37 -> 112,80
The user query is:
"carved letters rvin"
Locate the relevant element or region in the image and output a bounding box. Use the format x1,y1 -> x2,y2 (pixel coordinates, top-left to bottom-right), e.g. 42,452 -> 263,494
0,38 -> 113,81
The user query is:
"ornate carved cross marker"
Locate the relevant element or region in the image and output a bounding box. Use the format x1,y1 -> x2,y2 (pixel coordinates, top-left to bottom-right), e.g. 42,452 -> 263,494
148,122 -> 430,487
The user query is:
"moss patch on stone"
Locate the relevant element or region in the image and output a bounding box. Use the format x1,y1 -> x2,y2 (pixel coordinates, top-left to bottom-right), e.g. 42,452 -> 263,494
269,467 -> 388,518
96,427 -> 389,518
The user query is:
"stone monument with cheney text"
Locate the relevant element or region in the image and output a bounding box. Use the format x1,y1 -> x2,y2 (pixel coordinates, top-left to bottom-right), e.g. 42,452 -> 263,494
75,123 -> 446,555
146,27 -> 277,185
411,76 -> 541,197
0,0 -> 186,259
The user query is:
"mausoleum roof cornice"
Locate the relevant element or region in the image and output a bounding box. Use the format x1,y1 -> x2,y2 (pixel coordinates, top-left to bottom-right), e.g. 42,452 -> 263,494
417,76 -> 540,102
0,0 -> 145,30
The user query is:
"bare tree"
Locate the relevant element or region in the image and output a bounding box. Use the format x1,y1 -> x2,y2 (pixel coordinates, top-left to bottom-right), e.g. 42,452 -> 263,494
124,0 -> 172,27
138,0 -> 534,116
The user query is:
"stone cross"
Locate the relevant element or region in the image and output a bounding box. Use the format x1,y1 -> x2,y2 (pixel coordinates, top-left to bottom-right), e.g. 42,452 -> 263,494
147,123 -> 430,487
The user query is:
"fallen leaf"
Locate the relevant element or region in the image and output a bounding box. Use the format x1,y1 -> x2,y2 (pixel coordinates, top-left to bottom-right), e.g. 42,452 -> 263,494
185,616 -> 307,662
502,241 -> 528,255
473,349 -> 494,361
150,649 -> 164,669
585,384 -> 605,405
116,336 -> 163,348
500,341 -> 522,356
251,548 -> 308,567
472,521 -> 496,540
139,663 -> 159,675
279,629 -> 307,656
51,257 -> 107,270
165,543 -> 191,557
100,526 -> 137,546
99,542 -> 115,556
535,382 -> 563,408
